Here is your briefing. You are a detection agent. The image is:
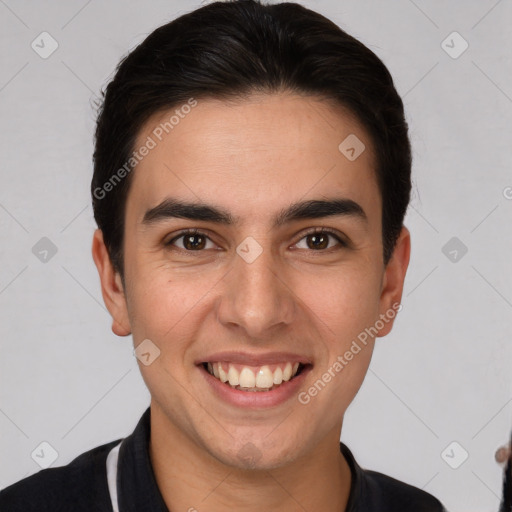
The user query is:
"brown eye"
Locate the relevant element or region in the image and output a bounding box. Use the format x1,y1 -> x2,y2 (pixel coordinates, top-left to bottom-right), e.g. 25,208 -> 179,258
306,232 -> 329,250
295,229 -> 346,251
182,233 -> 206,250
166,230 -> 215,251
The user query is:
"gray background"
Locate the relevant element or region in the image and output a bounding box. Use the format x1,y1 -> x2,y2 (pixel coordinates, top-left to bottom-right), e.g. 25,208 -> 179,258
0,0 -> 511,510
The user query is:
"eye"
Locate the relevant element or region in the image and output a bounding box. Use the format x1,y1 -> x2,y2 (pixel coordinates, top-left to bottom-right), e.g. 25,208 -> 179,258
165,227 -> 347,253
165,229 -> 216,251
294,227 -> 347,251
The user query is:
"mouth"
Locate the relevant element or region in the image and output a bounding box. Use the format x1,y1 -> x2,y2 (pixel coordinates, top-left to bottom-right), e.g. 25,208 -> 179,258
196,351 -> 313,408
201,361 -> 308,392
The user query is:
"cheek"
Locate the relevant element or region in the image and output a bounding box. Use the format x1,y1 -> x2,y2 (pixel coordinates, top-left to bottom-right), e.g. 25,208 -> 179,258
294,263 -> 382,343
126,256 -> 212,338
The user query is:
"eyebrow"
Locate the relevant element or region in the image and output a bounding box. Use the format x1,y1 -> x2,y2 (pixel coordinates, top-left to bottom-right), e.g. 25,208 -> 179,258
142,197 -> 367,228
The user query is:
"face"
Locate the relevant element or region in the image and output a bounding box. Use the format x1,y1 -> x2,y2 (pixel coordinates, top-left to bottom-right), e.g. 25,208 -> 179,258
93,92 -> 410,470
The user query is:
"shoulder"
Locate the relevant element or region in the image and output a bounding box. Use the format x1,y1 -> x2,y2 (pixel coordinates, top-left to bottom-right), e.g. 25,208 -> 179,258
340,443 -> 446,512
0,438 -> 121,512
360,468 -> 446,511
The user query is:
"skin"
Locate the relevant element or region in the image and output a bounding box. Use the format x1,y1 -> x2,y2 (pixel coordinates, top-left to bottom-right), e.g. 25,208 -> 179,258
496,442 -> 511,464
92,91 -> 411,511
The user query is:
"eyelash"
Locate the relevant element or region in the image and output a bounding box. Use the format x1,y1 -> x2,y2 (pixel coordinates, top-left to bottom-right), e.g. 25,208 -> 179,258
165,227 -> 347,252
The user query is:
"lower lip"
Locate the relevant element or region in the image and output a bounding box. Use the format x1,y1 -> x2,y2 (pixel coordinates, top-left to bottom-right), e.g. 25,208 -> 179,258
198,364 -> 312,409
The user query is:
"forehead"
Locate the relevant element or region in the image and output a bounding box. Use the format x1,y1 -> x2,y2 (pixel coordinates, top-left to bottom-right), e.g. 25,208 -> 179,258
125,92 -> 380,227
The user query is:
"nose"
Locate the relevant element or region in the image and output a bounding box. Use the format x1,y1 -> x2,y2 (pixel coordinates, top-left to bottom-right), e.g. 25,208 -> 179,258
216,236 -> 296,340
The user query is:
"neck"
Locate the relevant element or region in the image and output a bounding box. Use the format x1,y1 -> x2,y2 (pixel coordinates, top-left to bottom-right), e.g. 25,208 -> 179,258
148,404 -> 352,512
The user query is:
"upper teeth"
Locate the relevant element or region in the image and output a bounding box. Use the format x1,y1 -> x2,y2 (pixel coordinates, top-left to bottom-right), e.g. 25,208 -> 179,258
206,362 -> 300,389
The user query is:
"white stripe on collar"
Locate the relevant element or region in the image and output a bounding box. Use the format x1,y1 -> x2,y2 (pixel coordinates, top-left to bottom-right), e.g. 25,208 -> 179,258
106,441 -> 123,512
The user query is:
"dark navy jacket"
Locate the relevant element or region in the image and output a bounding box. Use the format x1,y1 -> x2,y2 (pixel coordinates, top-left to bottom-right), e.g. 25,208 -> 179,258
0,407 -> 446,511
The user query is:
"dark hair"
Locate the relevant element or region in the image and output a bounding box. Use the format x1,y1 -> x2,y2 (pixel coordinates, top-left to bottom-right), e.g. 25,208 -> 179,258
499,429 -> 512,512
91,0 -> 411,278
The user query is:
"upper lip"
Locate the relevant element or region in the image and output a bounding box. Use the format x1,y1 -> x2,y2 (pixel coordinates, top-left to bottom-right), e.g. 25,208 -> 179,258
196,351 -> 313,366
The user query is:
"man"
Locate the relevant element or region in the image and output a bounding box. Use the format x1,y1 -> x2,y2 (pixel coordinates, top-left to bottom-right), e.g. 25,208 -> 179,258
0,1 -> 450,510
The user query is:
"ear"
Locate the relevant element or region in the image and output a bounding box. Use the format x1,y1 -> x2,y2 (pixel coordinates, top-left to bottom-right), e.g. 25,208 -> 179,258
376,226 -> 411,337
91,229 -> 131,337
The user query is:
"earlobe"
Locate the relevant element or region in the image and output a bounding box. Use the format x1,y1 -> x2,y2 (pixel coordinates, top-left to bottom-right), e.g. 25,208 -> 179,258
91,229 -> 132,337
376,226 -> 411,337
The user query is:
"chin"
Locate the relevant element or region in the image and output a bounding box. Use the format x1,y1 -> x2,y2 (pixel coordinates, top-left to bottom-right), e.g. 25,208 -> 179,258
207,437 -> 299,472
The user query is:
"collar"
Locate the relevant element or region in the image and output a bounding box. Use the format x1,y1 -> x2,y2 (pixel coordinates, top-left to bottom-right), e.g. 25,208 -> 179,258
116,407 -> 360,511
117,407 -> 168,512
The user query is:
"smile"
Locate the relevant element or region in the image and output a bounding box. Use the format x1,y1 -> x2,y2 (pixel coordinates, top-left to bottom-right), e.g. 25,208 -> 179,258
202,361 -> 305,392
196,351 -> 313,408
